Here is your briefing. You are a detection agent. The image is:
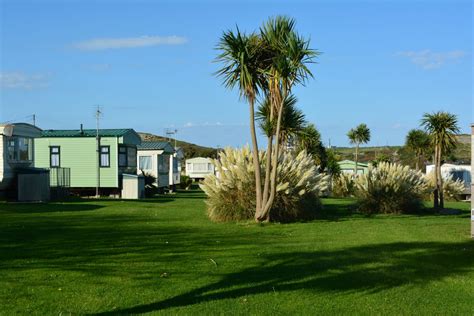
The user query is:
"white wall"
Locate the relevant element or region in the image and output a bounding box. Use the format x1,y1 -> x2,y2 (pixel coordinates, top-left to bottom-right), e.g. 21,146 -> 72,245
137,149 -> 170,188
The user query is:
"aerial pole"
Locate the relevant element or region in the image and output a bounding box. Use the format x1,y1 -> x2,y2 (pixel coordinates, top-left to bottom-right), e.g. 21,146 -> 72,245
166,129 -> 178,149
95,106 -> 102,198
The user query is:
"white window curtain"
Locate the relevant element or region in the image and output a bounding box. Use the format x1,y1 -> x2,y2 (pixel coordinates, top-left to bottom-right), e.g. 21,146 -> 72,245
139,156 -> 152,170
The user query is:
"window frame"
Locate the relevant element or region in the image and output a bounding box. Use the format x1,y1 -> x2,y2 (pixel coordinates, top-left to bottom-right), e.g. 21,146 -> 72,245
50,146 -> 60,168
118,146 -> 128,167
99,145 -> 110,168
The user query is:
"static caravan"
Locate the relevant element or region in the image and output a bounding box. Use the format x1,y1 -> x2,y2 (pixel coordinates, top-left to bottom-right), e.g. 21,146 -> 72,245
0,123 -> 47,200
35,128 -> 142,197
338,160 -> 369,175
137,141 -> 174,189
169,147 -> 184,188
185,157 -> 215,180
426,163 -> 471,198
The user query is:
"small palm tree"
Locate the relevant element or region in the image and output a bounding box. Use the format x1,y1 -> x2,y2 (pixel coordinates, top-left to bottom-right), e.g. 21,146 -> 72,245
296,123 -> 327,169
256,94 -> 306,149
405,129 -> 431,171
421,111 -> 459,209
347,123 -> 371,175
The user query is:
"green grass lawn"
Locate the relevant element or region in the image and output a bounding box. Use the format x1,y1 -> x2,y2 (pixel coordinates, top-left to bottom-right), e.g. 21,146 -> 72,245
1,191 -> 473,315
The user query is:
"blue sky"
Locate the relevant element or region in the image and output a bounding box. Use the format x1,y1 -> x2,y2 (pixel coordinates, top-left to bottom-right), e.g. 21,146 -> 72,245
1,0 -> 472,148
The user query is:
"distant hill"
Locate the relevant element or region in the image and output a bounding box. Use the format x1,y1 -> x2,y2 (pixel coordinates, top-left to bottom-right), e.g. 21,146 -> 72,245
138,132 -> 218,159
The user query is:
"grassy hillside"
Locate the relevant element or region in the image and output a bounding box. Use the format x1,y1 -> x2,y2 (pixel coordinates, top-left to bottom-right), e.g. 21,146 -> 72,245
138,132 -> 218,159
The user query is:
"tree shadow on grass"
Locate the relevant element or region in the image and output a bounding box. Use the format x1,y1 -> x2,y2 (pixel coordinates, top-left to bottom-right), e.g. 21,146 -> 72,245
94,240 -> 474,315
0,202 -> 106,213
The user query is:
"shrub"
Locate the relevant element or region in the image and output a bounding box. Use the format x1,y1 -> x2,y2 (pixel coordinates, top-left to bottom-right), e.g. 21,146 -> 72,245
424,172 -> 465,201
332,173 -> 356,197
354,162 -> 428,214
179,175 -> 193,190
200,147 -> 329,222
141,171 -> 158,197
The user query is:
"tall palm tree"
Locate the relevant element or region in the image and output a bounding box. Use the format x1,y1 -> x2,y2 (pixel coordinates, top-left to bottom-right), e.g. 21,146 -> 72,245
405,129 -> 431,171
215,29 -> 266,215
257,16 -> 318,222
421,111 -> 459,209
347,123 -> 371,175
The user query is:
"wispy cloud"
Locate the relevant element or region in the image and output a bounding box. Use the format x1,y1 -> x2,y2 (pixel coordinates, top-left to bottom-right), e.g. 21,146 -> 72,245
83,63 -> 112,71
396,50 -> 467,69
0,72 -> 51,89
72,35 -> 187,51
183,122 -> 227,128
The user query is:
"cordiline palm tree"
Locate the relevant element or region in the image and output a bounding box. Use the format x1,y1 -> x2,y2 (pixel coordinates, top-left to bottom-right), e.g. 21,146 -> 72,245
405,129 -> 431,171
347,123 -> 371,175
257,16 -> 318,222
421,111 -> 459,209
215,29 -> 266,215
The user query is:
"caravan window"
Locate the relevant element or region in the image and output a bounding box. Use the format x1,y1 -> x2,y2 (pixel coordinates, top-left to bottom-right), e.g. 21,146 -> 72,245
128,147 -> 137,167
7,136 -> 33,162
118,146 -> 127,167
139,156 -> 152,170
100,146 -> 110,167
158,155 -> 170,174
193,163 -> 208,172
50,146 -> 60,167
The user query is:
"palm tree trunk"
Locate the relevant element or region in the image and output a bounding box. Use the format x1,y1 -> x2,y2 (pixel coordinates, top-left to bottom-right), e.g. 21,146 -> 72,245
433,146 -> 439,209
261,136 -> 272,206
249,99 -> 263,217
437,146 -> 444,209
415,150 -> 420,171
259,101 -> 285,222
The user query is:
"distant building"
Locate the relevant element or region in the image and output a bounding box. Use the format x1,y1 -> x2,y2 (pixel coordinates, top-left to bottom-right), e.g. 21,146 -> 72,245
137,141 -> 174,189
185,157 -> 215,180
338,160 -> 369,175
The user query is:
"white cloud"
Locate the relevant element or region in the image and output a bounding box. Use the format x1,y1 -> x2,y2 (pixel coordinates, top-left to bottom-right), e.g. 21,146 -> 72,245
0,72 -> 50,89
72,35 -> 187,51
396,50 -> 467,69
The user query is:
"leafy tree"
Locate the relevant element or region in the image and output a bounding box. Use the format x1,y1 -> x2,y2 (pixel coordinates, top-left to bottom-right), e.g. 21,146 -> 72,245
421,111 -> 460,209
347,123 -> 371,175
405,129 -> 431,171
371,153 -> 391,167
296,124 -> 327,171
325,148 -> 341,176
